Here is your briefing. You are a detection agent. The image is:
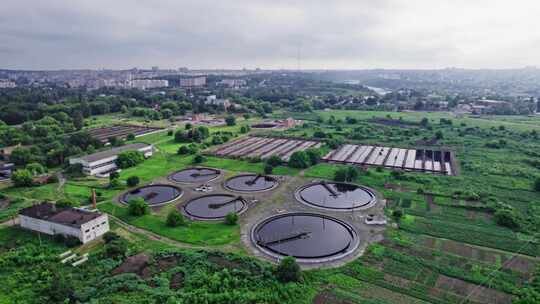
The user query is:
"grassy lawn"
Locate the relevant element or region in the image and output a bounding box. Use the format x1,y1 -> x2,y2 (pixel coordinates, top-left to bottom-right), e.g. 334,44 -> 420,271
99,202 -> 240,246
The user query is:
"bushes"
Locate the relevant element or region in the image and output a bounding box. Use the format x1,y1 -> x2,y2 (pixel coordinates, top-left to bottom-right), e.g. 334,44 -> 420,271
266,155 -> 282,167
225,212 -> 239,225
275,256 -> 301,282
126,175 -> 140,187
264,164 -> 274,174
167,209 -> 187,227
225,115 -> 236,126
116,150 -> 145,169
11,169 -> 33,187
128,197 -> 149,216
26,162 -> 46,176
177,144 -> 198,155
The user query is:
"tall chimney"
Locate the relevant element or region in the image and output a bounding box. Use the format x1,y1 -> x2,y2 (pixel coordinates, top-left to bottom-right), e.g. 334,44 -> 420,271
91,189 -> 97,209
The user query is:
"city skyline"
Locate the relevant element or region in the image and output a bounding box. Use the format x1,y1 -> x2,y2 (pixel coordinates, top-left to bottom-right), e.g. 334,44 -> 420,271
2,0 -> 540,70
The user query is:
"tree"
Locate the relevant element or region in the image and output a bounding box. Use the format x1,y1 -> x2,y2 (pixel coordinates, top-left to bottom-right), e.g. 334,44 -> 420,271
334,166 -> 359,182
10,147 -> 32,166
116,150 -> 144,169
103,231 -> 120,243
420,117 -> 429,127
128,197 -> 149,216
108,136 -> 123,146
288,151 -> 310,168
167,209 -> 186,227
225,212 -> 239,225
126,175 -> 140,187
392,209 -> 403,222
73,111 -> 84,130
275,256 -> 301,283
435,130 -> 444,140
193,154 -> 206,164
26,162 -> 46,176
11,169 -> 33,187
105,239 -> 128,258
225,115 -> 236,126
534,177 -> 540,192
264,164 -> 274,175
126,133 -> 135,141
305,148 -> 322,166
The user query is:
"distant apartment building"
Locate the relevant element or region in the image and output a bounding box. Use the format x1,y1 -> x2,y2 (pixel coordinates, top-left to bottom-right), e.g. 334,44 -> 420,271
179,76 -> 206,87
0,79 -> 16,88
0,161 -> 14,180
219,79 -> 246,88
69,143 -> 154,176
19,202 -> 109,244
130,79 -> 169,90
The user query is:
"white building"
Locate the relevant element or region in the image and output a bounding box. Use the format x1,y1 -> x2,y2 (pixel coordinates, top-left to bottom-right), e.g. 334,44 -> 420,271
19,202 -> 109,244
69,143 -> 154,176
130,79 -> 169,90
0,79 -> 16,88
205,95 -> 231,109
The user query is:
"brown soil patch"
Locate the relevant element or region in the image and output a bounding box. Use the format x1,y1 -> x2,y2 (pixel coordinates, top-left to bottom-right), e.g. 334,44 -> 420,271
111,253 -> 150,276
312,291 -> 353,304
434,275 -> 513,304
208,254 -> 245,270
441,240 -> 475,259
502,256 -> 537,275
384,274 -> 412,289
384,183 -> 409,192
169,272 -> 184,290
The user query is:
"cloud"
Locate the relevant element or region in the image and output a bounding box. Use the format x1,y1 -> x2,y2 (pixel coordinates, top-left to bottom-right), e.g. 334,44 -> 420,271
0,0 -> 539,69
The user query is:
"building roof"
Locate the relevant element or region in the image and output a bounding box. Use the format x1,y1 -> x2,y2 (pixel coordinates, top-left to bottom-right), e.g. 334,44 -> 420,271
74,143 -> 152,163
19,202 -> 103,228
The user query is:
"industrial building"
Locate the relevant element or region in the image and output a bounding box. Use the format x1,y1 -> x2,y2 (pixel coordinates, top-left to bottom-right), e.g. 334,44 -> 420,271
69,143 -> 154,176
19,202 -> 109,244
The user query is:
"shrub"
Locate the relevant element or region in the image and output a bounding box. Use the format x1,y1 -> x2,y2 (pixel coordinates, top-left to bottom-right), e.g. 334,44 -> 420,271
126,176 -> 140,187
11,169 -> 33,187
56,198 -> 79,208
494,209 -> 520,230
167,129 -> 174,136
266,155 -> 282,167
211,136 -> 223,145
264,164 -> 274,175
105,239 -> 128,258
225,115 -> 236,126
103,231 -> 120,244
275,256 -> 301,283
193,154 -> 206,164
128,197 -> 149,216
392,209 -> 403,221
116,150 -> 145,169
108,178 -> 122,189
177,145 -> 197,155
126,133 -> 135,141
167,209 -> 187,227
288,151 -> 310,168
224,212 -> 239,225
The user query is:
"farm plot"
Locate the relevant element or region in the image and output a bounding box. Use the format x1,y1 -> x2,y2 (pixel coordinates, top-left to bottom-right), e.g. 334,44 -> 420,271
88,124 -> 164,143
323,144 -> 456,175
209,136 -> 321,161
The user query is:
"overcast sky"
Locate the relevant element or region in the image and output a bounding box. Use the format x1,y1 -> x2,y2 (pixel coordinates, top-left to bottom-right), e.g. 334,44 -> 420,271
1,0 -> 540,70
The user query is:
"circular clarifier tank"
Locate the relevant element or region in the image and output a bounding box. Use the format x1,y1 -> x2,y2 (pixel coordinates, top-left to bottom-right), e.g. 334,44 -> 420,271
295,181 -> 376,211
252,213 -> 359,262
121,184 -> 183,206
224,174 -> 278,192
182,194 -> 247,220
169,167 -> 221,184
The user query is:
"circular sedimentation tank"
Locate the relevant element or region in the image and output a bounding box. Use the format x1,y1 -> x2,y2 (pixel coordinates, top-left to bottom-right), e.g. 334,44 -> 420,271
252,213 -> 359,262
169,167 -> 221,184
183,194 -> 247,220
295,181 -> 376,211
224,174 -> 278,192
121,184 -> 183,206
251,123 -> 278,129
